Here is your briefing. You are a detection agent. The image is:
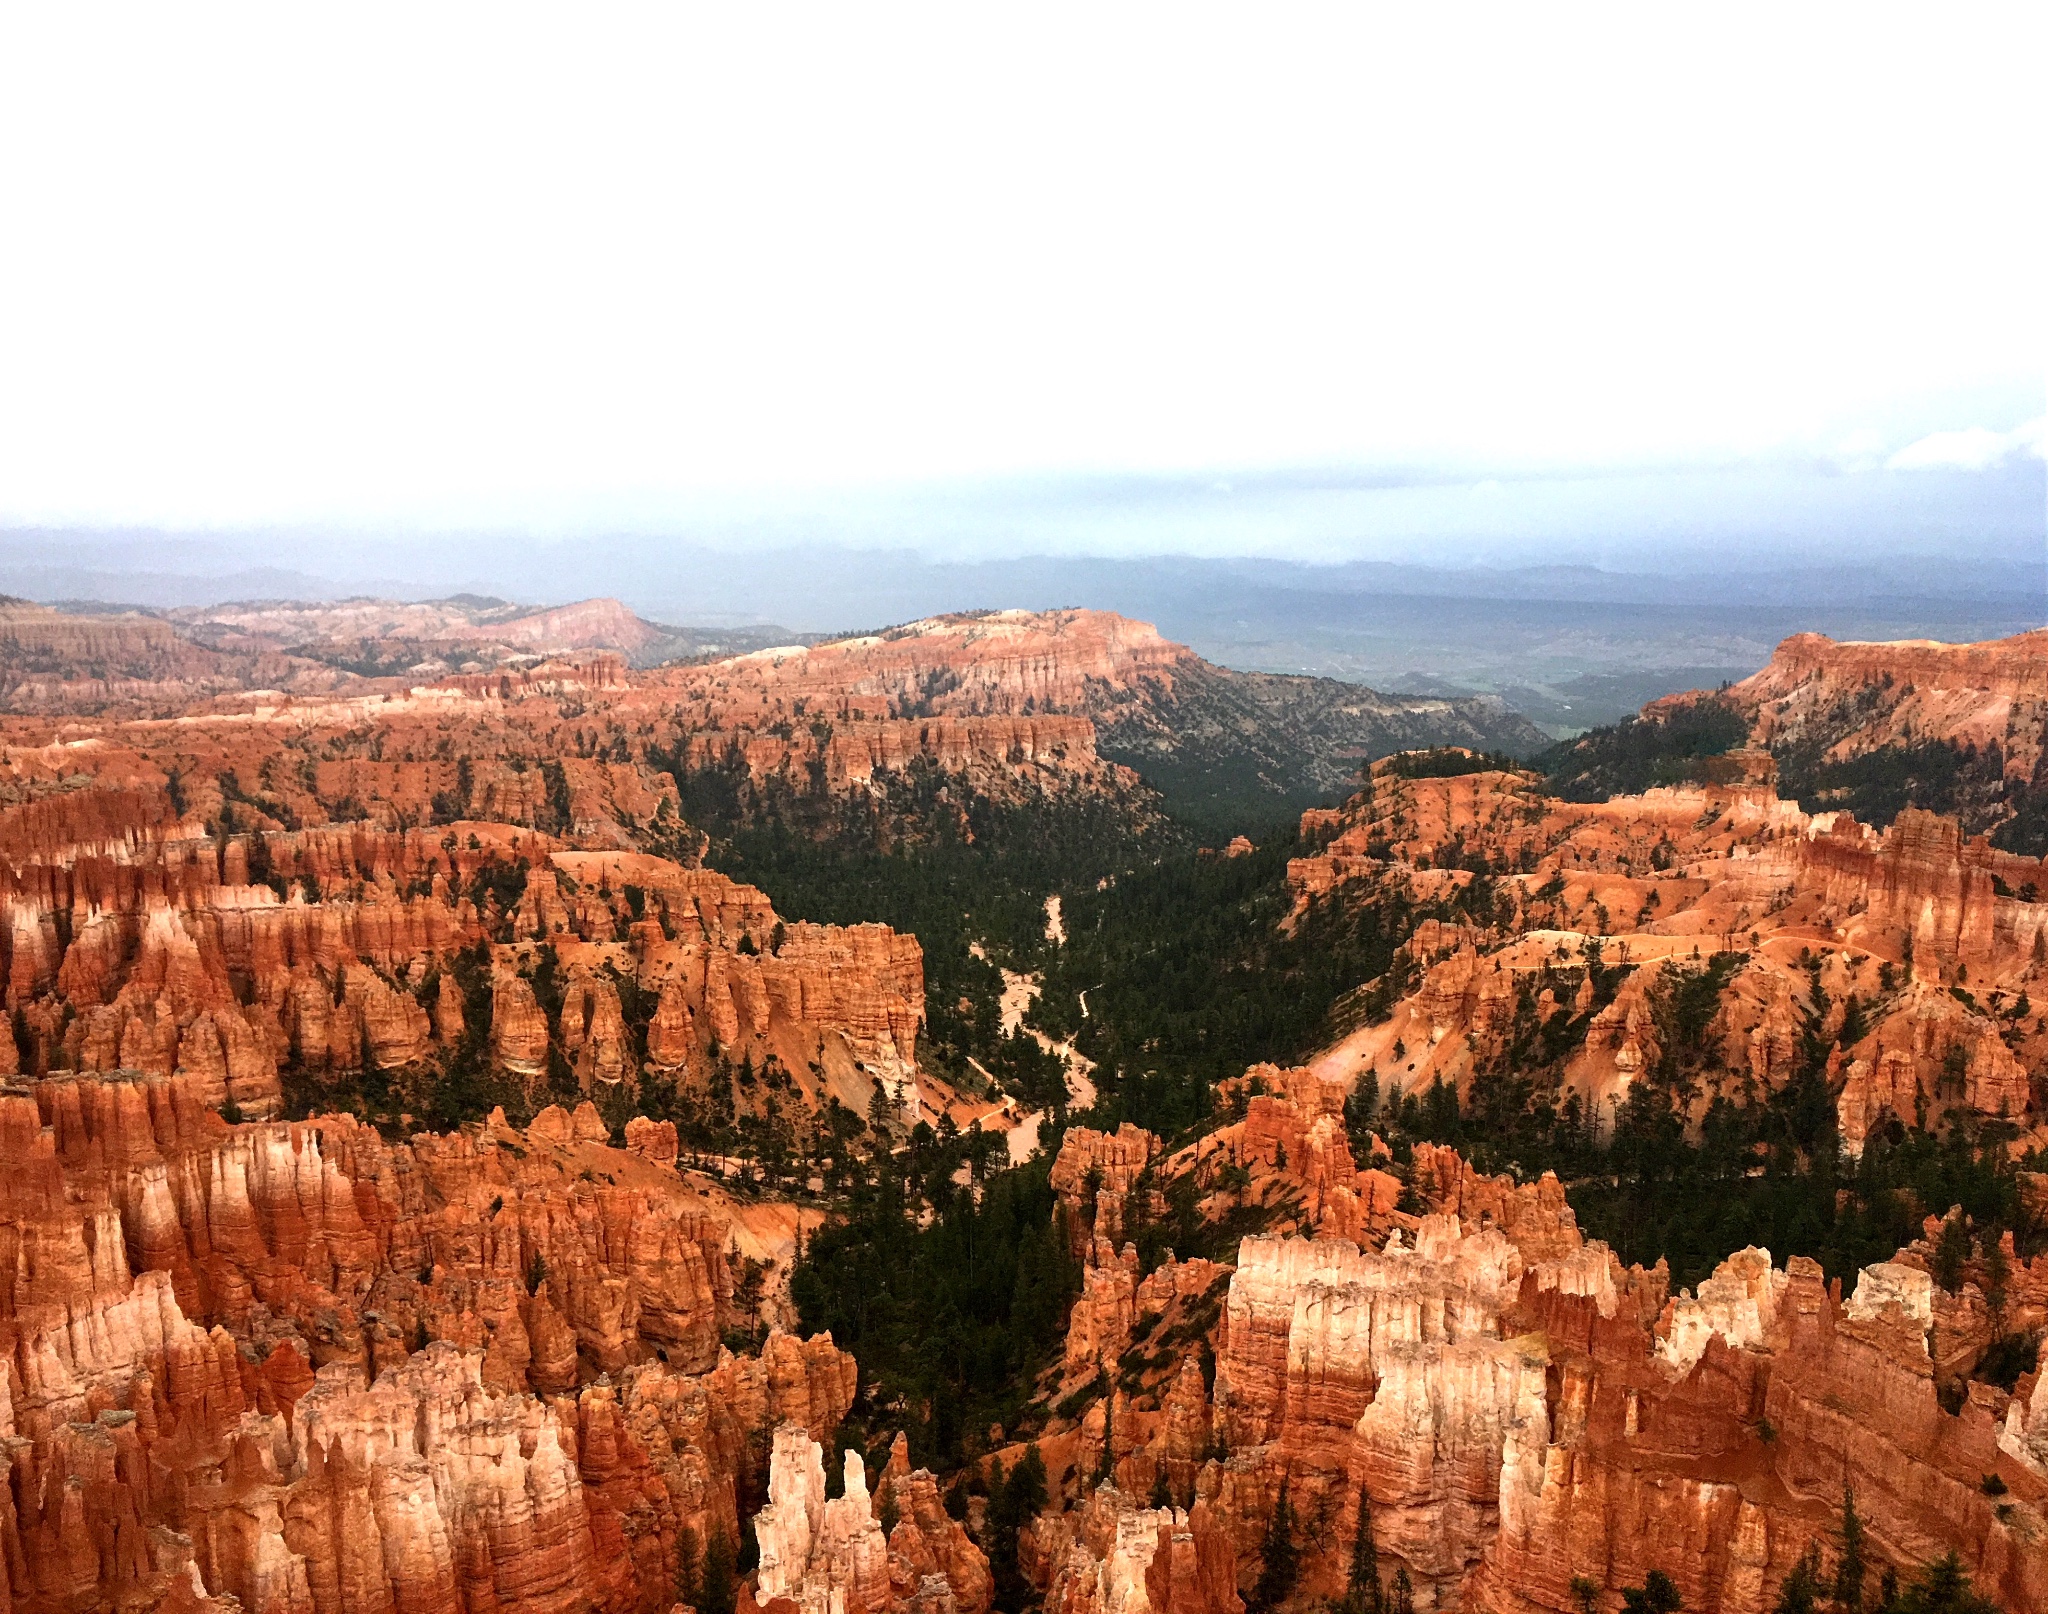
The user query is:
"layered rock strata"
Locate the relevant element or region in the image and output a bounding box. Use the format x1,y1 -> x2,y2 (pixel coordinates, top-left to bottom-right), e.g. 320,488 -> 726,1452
0,1071 -> 856,1614
1288,757 -> 2048,1145
1040,1103 -> 2046,1614
750,1427 -> 991,1614
0,789 -> 929,1122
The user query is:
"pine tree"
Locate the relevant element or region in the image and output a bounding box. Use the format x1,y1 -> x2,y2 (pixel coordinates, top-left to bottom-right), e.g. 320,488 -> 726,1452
1096,1393 -> 1116,1486
1570,1577 -> 1600,1614
1984,1234 -> 2011,1323
1891,1551 -> 1996,1614
1932,1214 -> 1969,1294
1619,1570 -> 1682,1614
989,1448 -> 1048,1614
675,1524 -> 701,1610
1151,1467 -> 1174,1510
1389,1567 -> 1414,1614
1835,1487 -> 1866,1614
699,1526 -> 737,1614
1249,1479 -> 1301,1614
1774,1545 -> 1824,1614
1347,1487 -> 1381,1614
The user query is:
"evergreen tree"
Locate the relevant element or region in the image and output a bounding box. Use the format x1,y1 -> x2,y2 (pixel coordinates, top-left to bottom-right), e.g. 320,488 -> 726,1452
699,1526 -> 737,1614
1835,1487 -> 1866,1614
1249,1479 -> 1301,1614
675,1524 -> 701,1610
1570,1577 -> 1600,1614
1983,1234 -> 2011,1322
1345,1074 -> 1381,1150
1891,1552 -> 1997,1614
1008,1447 -> 1049,1514
988,1447 -> 1048,1614
1151,1467 -> 1175,1510
1932,1215 -> 1970,1294
1619,1570 -> 1682,1614
1389,1568 -> 1414,1614
1096,1393 -> 1116,1486
1773,1546 -> 1824,1614
1347,1488 -> 1382,1614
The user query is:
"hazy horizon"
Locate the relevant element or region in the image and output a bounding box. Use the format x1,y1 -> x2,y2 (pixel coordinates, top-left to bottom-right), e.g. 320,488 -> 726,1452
4,10 -> 2041,556
4,7 -> 2041,725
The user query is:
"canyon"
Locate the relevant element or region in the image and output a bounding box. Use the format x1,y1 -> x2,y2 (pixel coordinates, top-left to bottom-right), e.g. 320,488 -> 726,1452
1,609 -> 2043,1613
1550,627 -> 2048,855
12,1070 -> 2036,1614
0,1068 -> 856,1614
1023,1096 -> 2046,1614
1290,751 -> 2048,1148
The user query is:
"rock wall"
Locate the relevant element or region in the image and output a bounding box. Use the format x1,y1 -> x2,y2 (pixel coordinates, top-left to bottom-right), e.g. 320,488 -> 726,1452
1725,628 -> 2048,783
0,1072 -> 857,1614
1289,757 -> 2048,1145
750,1426 -> 991,1614
1043,1115 -> 2046,1614
0,792 -> 927,1122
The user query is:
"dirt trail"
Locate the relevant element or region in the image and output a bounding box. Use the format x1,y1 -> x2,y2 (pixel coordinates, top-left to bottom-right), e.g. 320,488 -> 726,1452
969,911 -> 1094,1162
993,963 -> 1097,1162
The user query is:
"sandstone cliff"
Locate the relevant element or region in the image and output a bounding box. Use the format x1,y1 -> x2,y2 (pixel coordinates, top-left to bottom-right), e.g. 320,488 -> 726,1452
1723,629 -> 2048,787
1034,1109 -> 2045,1614
0,1073 -> 856,1614
1287,756 -> 2048,1145
0,781 -> 931,1128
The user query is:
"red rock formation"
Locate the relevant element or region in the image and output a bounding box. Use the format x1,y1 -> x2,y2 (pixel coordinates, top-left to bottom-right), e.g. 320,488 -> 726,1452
1043,1111 -> 2044,1614
1039,1488 -> 1242,1614
679,715 -> 1107,800
1050,1126 -> 1162,1260
684,612 -> 1188,725
1290,752 -> 2048,1140
174,594 -> 671,662
876,1435 -> 995,1614
746,1429 -> 1000,1614
0,786 -> 930,1125
0,599 -> 300,714
1723,628 -> 2048,783
0,1071 -> 858,1614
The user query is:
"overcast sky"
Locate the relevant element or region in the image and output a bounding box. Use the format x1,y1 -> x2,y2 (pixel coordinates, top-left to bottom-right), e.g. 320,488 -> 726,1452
1,6 -> 2041,559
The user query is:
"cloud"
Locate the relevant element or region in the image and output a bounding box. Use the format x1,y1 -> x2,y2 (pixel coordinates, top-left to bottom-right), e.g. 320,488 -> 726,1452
1887,417 -> 2047,471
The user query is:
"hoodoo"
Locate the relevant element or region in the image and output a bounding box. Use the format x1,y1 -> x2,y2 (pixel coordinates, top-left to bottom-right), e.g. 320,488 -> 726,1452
1,609 -> 2040,1614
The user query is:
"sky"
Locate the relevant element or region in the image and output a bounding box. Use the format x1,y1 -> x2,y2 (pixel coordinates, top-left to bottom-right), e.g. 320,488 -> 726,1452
1,6 -> 2042,563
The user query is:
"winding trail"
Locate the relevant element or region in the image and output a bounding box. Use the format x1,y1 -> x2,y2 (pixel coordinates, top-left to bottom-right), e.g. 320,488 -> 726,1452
970,895 -> 1095,1163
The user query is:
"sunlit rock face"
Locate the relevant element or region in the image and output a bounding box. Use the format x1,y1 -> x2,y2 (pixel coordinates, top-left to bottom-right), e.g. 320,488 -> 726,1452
1043,1092 -> 2046,1614
0,1069 -> 870,1614
1289,748 -> 2048,1146
1728,628 -> 2048,792
750,1425 -> 992,1614
0,771 -> 931,1126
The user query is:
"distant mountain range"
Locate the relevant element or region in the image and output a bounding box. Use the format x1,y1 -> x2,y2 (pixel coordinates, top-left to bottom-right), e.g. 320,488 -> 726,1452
6,526 -> 2036,732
